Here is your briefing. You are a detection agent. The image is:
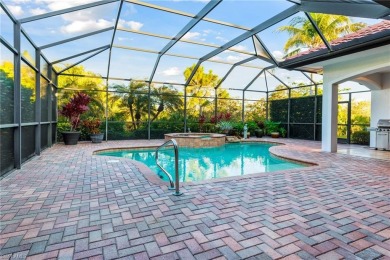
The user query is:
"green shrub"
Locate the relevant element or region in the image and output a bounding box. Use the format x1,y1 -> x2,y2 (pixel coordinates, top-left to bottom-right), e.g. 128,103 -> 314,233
216,121 -> 233,132
107,121 -> 128,140
150,129 -> 169,139
132,129 -> 148,139
56,122 -> 71,142
351,130 -> 369,145
202,123 -> 216,133
150,121 -> 183,132
279,127 -> 287,137
245,121 -> 259,133
264,120 -> 281,135
233,122 -> 244,133
186,122 -> 216,133
57,121 -> 90,141
186,122 -> 199,132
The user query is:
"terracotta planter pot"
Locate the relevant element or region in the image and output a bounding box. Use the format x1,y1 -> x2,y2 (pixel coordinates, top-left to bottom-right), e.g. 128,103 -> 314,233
90,133 -> 104,143
271,132 -> 280,138
62,132 -> 81,145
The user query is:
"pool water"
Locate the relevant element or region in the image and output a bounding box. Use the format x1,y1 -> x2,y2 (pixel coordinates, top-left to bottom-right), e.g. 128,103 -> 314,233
97,143 -> 305,182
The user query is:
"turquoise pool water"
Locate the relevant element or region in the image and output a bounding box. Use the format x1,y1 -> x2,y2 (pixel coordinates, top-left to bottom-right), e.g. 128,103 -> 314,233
97,143 -> 305,182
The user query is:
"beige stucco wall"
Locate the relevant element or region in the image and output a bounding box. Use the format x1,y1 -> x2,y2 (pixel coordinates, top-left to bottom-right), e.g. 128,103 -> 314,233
320,45 -> 390,151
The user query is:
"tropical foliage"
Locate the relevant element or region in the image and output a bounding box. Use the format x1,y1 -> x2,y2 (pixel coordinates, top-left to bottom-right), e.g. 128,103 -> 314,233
278,13 -> 366,57
338,99 -> 371,138
351,131 -> 370,145
59,92 -> 90,131
150,84 -> 183,123
268,85 -> 324,101
82,118 -> 102,135
0,60 -> 371,141
216,121 -> 233,132
112,82 -> 149,130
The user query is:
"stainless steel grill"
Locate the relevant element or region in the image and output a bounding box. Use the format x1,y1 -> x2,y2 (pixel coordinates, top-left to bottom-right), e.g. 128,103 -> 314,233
377,119 -> 390,132
370,119 -> 390,150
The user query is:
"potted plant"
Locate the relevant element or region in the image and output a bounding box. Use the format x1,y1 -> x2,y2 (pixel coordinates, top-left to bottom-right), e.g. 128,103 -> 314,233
83,118 -> 104,143
216,121 -> 233,134
245,121 -> 259,138
264,120 -> 281,138
254,128 -> 264,138
59,92 -> 90,145
233,122 -> 244,136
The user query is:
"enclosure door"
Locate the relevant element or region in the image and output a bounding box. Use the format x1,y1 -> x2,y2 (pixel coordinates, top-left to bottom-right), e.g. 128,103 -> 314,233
338,101 -> 351,144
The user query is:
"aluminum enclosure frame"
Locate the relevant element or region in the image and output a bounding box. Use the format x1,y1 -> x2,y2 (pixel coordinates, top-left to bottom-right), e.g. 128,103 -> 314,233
0,0 -> 386,175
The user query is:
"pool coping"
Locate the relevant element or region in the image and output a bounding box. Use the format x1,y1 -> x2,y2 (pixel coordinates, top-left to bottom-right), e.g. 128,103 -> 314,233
164,133 -> 226,138
93,139 -> 323,188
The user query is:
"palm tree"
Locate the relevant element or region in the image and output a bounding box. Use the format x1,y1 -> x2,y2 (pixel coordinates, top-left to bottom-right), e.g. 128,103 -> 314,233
278,14 -> 366,57
184,64 -> 220,117
150,84 -> 183,123
113,81 -> 149,130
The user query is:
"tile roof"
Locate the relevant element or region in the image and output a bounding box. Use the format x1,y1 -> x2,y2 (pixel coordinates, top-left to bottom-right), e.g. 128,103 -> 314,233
286,20 -> 390,60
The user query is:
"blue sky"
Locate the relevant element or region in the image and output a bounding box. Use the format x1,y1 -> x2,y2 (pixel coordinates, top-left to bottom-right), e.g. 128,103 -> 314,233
1,0 -> 377,95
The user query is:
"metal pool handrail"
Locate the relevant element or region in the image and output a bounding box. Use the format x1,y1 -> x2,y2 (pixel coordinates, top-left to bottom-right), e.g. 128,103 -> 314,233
155,139 -> 183,196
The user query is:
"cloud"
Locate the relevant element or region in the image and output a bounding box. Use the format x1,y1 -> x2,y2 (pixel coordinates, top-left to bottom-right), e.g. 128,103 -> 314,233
29,1 -> 128,35
231,45 -> 247,52
162,67 -> 181,76
216,36 -> 228,43
35,0 -> 97,11
61,8 -> 105,22
60,19 -> 112,34
226,55 -> 241,63
118,19 -> 144,31
182,32 -> 200,40
118,37 -> 129,41
173,0 -> 209,2
8,5 -> 23,16
29,7 -> 46,15
36,0 -> 110,23
123,3 -> 137,15
165,79 -> 179,84
126,21 -> 143,31
211,56 -> 223,61
292,79 -> 305,85
272,50 -> 284,61
12,0 -> 30,3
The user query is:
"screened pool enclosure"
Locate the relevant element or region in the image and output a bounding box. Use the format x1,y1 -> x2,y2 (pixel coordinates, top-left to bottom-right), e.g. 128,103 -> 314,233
1,0 -> 389,175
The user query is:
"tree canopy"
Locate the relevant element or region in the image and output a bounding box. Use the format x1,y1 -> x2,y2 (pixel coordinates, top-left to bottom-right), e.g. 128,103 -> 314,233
278,14 -> 366,57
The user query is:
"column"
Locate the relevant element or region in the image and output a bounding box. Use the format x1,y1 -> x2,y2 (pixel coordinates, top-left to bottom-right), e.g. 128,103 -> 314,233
14,22 -> 22,169
35,49 -> 41,155
322,82 -> 338,152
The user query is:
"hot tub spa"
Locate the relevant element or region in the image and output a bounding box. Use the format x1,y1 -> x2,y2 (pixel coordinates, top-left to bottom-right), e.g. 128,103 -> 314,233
164,133 -> 225,147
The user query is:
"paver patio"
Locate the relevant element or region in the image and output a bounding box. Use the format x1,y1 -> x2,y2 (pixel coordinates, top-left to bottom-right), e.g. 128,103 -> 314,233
1,139 -> 389,259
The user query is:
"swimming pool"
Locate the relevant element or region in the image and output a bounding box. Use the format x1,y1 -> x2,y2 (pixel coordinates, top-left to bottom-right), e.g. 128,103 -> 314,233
97,143 -> 306,182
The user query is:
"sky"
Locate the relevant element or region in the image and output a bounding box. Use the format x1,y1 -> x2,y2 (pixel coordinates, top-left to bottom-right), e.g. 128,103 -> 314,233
1,0 -> 377,96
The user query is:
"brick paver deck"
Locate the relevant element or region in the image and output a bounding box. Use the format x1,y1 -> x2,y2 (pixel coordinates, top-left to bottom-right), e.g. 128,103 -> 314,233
1,139 -> 389,259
